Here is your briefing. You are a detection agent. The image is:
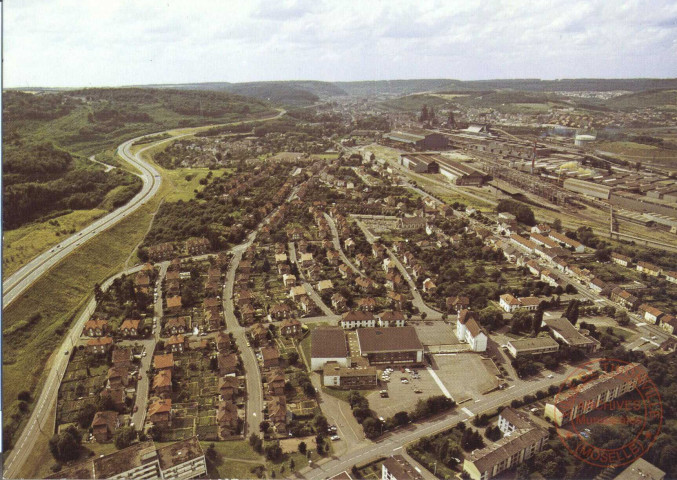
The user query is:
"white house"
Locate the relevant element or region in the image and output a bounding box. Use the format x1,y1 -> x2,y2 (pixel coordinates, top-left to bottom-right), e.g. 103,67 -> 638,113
456,310 -> 487,352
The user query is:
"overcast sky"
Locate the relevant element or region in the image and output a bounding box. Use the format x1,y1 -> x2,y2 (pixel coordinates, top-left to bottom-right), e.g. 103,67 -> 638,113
4,0 -> 677,88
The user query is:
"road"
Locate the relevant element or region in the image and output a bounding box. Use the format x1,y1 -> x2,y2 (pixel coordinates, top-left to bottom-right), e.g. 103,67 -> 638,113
2,134 -> 166,308
3,109 -> 287,308
323,213 -> 365,278
223,245 -> 264,438
301,363 -> 580,480
2,264 -> 145,479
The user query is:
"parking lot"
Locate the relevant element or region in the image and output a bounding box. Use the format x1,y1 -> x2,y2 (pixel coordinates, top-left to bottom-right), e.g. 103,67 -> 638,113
431,353 -> 500,404
366,366 -> 445,418
413,322 -> 459,346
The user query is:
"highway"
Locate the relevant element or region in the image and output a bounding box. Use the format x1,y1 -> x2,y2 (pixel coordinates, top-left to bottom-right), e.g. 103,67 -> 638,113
3,109 -> 287,308
2,134 -> 167,308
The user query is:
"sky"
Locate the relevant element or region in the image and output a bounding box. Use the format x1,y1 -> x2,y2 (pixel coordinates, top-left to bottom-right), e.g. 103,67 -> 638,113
4,0 -> 677,88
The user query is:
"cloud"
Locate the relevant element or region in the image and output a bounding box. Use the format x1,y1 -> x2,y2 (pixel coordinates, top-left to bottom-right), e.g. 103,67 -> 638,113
3,0 -> 676,87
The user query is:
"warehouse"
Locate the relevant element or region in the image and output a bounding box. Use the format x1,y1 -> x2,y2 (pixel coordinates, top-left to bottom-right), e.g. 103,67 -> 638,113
563,178 -> 612,200
383,130 -> 449,150
356,326 -> 424,365
399,154 -> 440,173
436,156 -> 488,186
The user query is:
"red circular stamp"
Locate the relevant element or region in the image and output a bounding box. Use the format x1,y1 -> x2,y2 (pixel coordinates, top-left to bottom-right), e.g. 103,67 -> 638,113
550,358 -> 662,468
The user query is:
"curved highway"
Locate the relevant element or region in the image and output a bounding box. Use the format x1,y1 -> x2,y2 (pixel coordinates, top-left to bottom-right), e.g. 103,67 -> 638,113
3,110 -> 287,308
2,134 -> 167,308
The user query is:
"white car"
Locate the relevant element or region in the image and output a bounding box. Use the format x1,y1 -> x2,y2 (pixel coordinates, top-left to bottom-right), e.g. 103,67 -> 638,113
330,435 -> 340,441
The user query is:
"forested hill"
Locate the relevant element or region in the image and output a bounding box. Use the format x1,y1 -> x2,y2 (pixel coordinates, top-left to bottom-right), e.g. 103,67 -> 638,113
2,88 -> 276,229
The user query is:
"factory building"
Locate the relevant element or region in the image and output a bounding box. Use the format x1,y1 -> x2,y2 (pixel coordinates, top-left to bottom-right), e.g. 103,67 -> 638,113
383,130 -> 449,150
563,178 -> 612,200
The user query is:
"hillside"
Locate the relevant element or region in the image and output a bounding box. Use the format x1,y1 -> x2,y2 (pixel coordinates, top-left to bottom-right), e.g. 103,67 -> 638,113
2,88 -> 276,230
606,89 -> 677,109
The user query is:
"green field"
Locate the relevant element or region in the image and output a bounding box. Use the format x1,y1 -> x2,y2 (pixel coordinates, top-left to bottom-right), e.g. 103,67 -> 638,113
3,209 -> 108,276
164,168 -> 232,202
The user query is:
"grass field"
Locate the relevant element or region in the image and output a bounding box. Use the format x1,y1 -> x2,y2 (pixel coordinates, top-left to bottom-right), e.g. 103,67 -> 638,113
164,168 -> 231,202
3,209 -> 108,276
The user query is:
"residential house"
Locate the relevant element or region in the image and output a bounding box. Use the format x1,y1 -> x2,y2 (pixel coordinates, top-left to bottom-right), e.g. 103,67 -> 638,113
185,237 -> 210,255
120,318 -> 142,337
611,252 -> 632,267
107,366 -> 129,390
261,346 -> 281,369
148,399 -> 172,427
300,296 -> 317,315
357,297 -> 377,312
154,353 -> 174,371
167,335 -> 187,353
611,287 -> 640,311
376,310 -> 406,328
659,315 -> 677,334
665,270 -> 677,285
164,316 -> 189,335
91,411 -> 119,443
446,296 -> 470,313
388,291 -> 406,310
216,332 -> 232,353
268,396 -> 289,434
166,296 -> 182,313
589,278 -> 607,293
218,353 -> 239,376
269,303 -> 292,320
239,303 -> 255,324
317,280 -> 334,292
217,401 -> 239,439
280,319 -> 302,337
637,261 -> 662,277
250,323 -> 269,344
422,278 -> 437,293
282,274 -> 297,287
267,370 -> 286,396
639,304 -> 664,324
289,285 -> 307,301
112,347 -> 133,369
219,376 -> 239,401
338,264 -> 352,279
153,369 -> 173,397
340,311 -> 376,329
332,293 -> 348,311
84,318 -> 109,337
87,336 -> 113,355
385,272 -> 404,291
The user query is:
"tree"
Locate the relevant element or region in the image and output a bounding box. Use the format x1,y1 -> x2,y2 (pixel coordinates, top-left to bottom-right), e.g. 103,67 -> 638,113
49,426 -> 82,462
615,309 -> 630,326
362,417 -> 381,439
532,308 -> 544,335
18,391 -> 31,403
259,421 -> 270,434
290,458 -> 295,470
77,403 -> 97,428
286,351 -> 299,366
566,300 -> 579,326
114,426 -> 137,449
313,414 -> 329,434
551,218 -> 562,232
298,441 -> 307,455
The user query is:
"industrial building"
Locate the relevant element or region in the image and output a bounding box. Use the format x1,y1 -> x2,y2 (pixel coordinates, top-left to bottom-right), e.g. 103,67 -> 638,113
562,178 -> 612,200
356,326 -> 424,365
383,130 -> 449,150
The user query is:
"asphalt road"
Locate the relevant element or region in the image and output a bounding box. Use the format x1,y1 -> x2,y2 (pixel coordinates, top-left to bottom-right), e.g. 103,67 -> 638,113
3,109 -> 287,309
301,363 -> 580,480
2,264 -> 145,479
2,134 -> 166,308
323,213 -> 365,278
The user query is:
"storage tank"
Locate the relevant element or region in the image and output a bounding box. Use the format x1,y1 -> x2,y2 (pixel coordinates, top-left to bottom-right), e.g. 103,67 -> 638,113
574,134 -> 596,147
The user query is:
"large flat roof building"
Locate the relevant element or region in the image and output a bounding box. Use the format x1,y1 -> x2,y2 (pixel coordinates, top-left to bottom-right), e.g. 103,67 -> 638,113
356,326 -> 424,365
310,328 -> 349,371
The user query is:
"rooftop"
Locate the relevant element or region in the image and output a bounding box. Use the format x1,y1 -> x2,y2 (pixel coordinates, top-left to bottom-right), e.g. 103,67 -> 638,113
357,326 -> 423,354
311,328 -> 349,359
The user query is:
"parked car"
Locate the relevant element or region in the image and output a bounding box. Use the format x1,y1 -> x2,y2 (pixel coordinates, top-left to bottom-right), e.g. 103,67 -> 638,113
330,435 -> 340,441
